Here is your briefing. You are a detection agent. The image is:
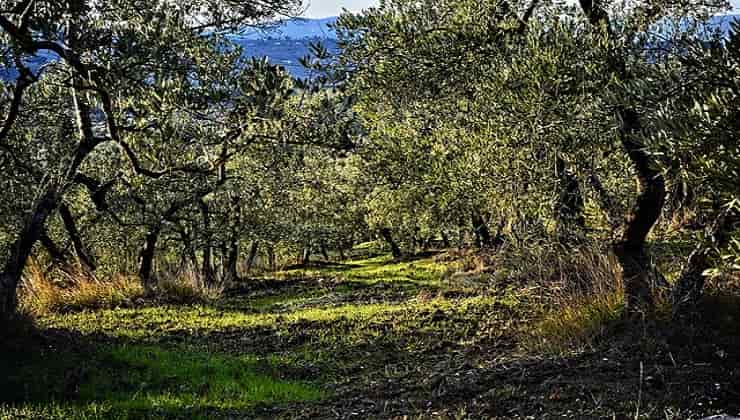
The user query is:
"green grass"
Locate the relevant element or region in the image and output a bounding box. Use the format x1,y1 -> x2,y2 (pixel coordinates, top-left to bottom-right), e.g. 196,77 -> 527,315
6,248 -> 735,418
277,254 -> 451,287
2,250 -> 518,419
86,345 -> 322,409
1,344 -> 323,419
38,295 -> 504,345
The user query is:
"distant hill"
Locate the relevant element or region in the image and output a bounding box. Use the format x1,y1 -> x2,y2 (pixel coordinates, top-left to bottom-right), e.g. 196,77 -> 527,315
232,17 -> 338,41
2,15 -> 738,81
228,17 -> 339,79
0,18 -> 339,81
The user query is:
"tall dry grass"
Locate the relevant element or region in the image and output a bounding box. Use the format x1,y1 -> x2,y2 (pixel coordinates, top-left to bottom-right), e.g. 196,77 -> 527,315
441,236 -> 629,352
20,260 -> 226,315
529,249 -> 626,352
157,265 -> 224,304
20,259 -> 144,316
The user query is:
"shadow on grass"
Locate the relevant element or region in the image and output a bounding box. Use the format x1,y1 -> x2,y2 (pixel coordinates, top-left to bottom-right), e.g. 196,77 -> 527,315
6,289 -> 740,419
0,330 -> 324,418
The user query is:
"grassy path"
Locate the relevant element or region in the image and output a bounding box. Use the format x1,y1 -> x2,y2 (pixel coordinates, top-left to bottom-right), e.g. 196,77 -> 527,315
2,252 -> 739,419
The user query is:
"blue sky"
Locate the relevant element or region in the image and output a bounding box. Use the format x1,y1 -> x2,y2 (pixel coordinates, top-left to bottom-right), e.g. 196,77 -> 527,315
304,0 -> 739,18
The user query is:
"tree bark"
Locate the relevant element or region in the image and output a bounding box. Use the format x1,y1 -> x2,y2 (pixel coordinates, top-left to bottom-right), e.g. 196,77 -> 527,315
555,155 -> 586,243
579,1 -> 666,313
612,113 -> 667,312
267,245 -> 276,271
380,228 -> 402,258
225,239 -> 238,284
59,203 -> 96,271
441,231 -> 451,248
301,244 -> 312,266
138,227 -> 160,293
472,211 -> 491,248
245,241 -> 259,273
0,188 -> 59,319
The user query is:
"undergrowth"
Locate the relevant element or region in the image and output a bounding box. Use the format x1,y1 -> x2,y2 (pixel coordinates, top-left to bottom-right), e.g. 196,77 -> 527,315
20,260 -> 144,316
6,244 -> 739,419
19,261 -> 225,316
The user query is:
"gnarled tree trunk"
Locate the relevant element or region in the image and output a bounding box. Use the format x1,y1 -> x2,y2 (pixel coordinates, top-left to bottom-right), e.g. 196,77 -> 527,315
611,112 -> 666,312
0,188 -> 60,319
59,203 -> 96,271
579,1 -> 667,313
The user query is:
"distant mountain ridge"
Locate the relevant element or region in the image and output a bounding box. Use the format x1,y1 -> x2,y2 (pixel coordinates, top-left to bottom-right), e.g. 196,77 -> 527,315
232,17 -> 338,41
227,17 -> 339,79
2,15 -> 738,81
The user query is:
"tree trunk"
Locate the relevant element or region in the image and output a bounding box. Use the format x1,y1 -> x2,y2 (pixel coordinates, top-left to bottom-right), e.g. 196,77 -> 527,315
472,211 -> 491,248
226,239 -> 239,284
0,188 -> 59,320
672,209 -> 739,315
422,236 -> 432,250
441,231 -> 451,248
380,228 -> 402,258
59,203 -> 96,271
611,110 -> 666,313
138,227 -> 160,293
267,245 -> 276,271
555,155 -> 586,243
245,241 -> 259,273
301,244 -> 311,266
199,199 -> 215,286
320,242 -> 330,261
579,1 -> 667,313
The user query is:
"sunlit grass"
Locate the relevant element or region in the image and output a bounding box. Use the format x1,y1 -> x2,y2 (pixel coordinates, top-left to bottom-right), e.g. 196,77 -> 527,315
40,295 -> 502,341
6,251 -> 523,419
277,254 -> 450,287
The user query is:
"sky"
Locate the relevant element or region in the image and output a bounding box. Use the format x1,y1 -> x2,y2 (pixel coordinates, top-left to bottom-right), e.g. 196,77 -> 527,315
303,0 -> 738,18
304,0 -> 379,18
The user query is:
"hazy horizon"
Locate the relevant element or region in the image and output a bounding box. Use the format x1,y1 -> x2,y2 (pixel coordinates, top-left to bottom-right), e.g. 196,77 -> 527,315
303,0 -> 379,18
303,0 -> 739,18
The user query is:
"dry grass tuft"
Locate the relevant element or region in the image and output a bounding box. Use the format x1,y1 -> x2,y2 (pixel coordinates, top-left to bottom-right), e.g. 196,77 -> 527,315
156,266 -> 224,304
526,249 -> 626,353
20,260 -> 144,316
20,261 -> 226,315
